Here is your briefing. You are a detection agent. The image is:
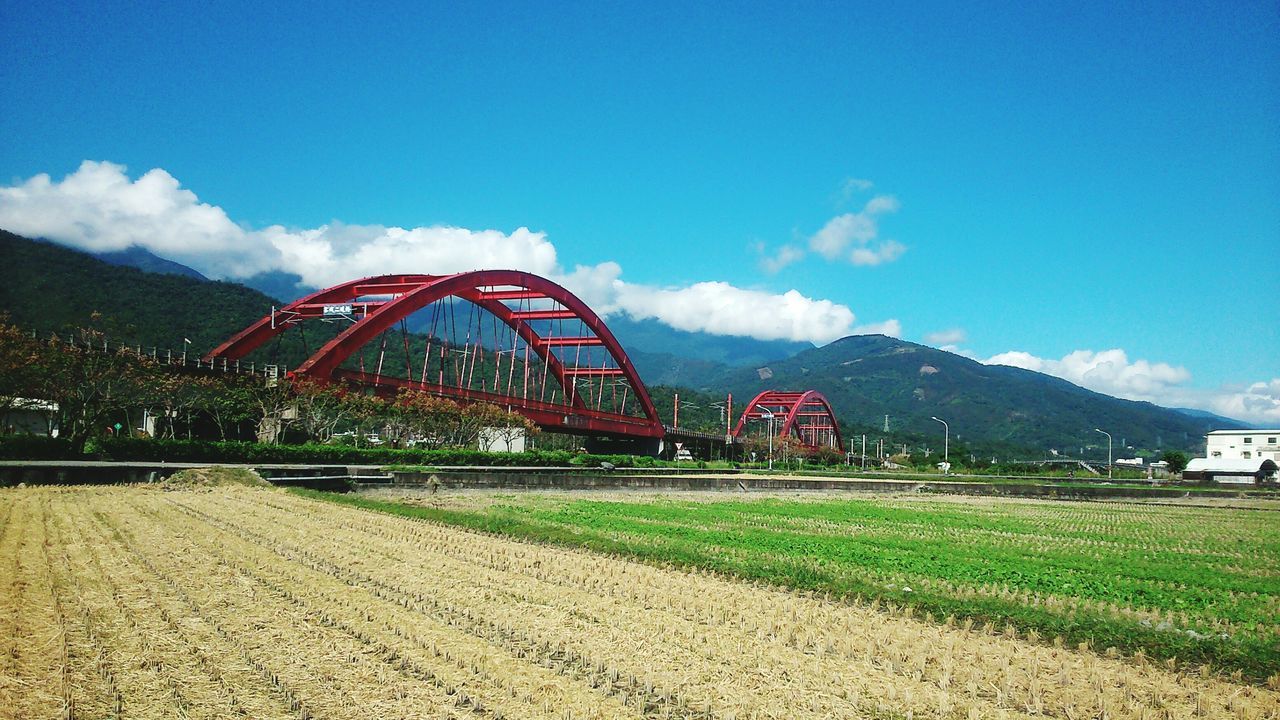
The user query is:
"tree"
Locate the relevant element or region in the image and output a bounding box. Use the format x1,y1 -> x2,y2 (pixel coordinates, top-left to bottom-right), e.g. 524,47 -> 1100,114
290,376 -> 352,442
386,389 -> 463,448
1256,459 -> 1277,486
244,374 -> 297,444
0,318 -> 47,420
1161,450 -> 1189,475
32,327 -> 160,451
197,375 -> 257,441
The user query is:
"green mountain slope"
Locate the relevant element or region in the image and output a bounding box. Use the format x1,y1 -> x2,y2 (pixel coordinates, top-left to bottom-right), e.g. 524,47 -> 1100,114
705,334 -> 1234,457
0,231 -> 315,366
0,230 -> 1237,456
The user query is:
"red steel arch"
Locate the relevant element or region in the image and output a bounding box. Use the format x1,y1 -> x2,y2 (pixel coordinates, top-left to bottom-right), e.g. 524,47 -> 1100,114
206,271 -> 663,439
731,389 -> 844,451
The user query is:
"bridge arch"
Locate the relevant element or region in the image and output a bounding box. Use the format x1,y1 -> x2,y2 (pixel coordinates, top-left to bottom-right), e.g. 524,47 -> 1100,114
206,271 -> 663,439
731,389 -> 844,451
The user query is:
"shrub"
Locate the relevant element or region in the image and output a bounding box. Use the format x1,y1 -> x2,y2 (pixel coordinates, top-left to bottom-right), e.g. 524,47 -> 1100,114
0,434 -> 77,459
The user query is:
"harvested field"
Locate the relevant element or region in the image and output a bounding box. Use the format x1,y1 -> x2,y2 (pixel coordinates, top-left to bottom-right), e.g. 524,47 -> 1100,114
2,485 -> 1278,719
354,488 -> 1280,680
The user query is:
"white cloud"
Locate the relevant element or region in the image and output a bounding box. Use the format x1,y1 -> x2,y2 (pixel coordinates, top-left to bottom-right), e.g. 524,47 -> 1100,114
983,348 -> 1280,424
1198,379 -> 1280,424
924,328 -> 967,346
0,161 -> 276,278
759,244 -> 805,274
0,161 -> 902,346
839,177 -> 874,202
985,348 -> 1191,400
850,319 -> 902,338
614,282 -> 858,344
807,194 -> 905,266
850,239 -> 906,266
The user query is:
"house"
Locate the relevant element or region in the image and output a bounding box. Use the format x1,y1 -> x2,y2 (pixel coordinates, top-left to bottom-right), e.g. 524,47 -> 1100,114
1204,429 -> 1280,462
1183,457 -> 1276,484
1181,429 -> 1280,484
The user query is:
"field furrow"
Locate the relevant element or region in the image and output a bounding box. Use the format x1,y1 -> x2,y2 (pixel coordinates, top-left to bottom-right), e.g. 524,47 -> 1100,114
3,485 -> 1277,720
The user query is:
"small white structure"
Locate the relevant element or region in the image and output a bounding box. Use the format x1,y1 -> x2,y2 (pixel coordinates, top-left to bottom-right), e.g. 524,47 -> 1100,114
1184,457 -> 1273,484
478,426 -> 527,453
1,398 -> 59,436
1205,430 -> 1280,462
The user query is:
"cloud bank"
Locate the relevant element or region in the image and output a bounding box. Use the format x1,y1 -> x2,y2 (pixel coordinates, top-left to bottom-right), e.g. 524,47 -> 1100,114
0,161 -> 898,345
984,348 -> 1280,424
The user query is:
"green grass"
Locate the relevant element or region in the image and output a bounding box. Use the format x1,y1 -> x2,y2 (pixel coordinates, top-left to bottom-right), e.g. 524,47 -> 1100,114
292,488 -> 1280,682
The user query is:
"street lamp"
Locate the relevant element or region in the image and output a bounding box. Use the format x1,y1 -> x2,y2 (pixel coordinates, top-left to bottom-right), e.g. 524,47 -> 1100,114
930,416 -> 949,473
1094,428 -> 1112,479
760,413 -> 775,471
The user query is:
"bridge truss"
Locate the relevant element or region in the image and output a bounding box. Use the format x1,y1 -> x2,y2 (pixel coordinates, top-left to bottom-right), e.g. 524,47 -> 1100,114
206,272 -> 664,439
731,390 -> 844,451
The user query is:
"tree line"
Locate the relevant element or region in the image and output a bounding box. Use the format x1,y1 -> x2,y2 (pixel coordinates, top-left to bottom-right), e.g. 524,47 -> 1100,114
0,318 -> 536,453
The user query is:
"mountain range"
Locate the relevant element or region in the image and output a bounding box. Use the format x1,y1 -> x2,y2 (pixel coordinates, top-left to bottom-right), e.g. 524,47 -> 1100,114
2,230 -> 1242,456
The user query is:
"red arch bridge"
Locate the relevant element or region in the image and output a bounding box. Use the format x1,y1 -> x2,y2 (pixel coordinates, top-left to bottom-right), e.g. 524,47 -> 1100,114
730,390 -> 844,452
206,271 -> 842,457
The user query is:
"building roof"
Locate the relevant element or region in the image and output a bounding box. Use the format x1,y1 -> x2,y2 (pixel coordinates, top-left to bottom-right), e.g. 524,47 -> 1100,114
1186,458 -> 1270,474
1206,429 -> 1280,436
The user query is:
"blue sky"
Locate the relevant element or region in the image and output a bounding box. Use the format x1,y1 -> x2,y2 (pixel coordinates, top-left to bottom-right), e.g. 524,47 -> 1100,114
1,1 -> 1277,421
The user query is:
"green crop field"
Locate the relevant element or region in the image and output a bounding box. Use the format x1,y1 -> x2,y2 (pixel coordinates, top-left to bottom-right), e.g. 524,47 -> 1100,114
301,489 -> 1280,683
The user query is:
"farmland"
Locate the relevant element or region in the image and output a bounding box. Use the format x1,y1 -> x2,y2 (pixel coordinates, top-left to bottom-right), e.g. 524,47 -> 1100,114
325,489 -> 1280,681
3,486 -> 1278,719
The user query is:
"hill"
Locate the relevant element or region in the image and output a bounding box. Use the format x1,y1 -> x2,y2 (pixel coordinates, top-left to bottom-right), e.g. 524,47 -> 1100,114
0,230 -> 315,367
93,246 -> 208,280
696,334 -> 1230,457
0,230 -> 1236,456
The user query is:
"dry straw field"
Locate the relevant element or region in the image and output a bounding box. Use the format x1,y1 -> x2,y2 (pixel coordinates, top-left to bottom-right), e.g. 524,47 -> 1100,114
2,485 -> 1277,719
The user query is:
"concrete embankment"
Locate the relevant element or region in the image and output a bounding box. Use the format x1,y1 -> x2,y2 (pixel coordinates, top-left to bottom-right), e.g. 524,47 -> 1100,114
0,461 -> 375,490
382,468 -> 1272,500
2,461 -> 1272,500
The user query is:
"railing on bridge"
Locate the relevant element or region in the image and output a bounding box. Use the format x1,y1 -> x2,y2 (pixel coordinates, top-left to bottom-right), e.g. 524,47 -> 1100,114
27,330 -> 278,378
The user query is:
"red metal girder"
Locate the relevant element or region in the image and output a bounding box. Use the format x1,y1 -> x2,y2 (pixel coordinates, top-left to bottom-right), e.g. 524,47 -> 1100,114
352,281 -> 433,296
204,274 -> 436,361
285,270 -> 662,437
539,337 -> 604,347
292,300 -> 390,315
564,367 -> 624,376
511,309 -> 578,320
477,289 -> 548,301
730,388 -> 843,451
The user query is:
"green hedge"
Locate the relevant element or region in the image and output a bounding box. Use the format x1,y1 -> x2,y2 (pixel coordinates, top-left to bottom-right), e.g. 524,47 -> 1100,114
80,437 -> 646,468
0,435 -> 78,459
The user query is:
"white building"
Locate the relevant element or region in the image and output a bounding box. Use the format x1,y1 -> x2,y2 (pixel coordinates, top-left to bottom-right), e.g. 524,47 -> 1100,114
1205,430 -> 1280,462
1182,429 -> 1280,484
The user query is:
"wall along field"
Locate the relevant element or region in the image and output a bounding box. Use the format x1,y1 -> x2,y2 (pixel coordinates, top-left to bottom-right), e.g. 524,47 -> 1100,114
2,486 -> 1277,719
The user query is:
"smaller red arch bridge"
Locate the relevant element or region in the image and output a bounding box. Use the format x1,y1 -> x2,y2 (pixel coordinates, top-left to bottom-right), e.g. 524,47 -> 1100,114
731,390 -> 844,451
205,271 -> 664,442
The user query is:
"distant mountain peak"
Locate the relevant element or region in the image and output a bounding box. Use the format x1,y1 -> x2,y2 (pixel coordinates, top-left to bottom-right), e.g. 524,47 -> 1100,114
91,245 -> 208,280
